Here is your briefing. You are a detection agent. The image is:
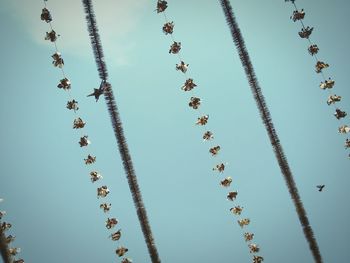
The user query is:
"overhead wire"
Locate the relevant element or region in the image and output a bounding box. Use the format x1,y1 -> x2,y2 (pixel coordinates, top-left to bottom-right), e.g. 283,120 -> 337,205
291,2 -> 336,99
286,0 -> 350,156
158,1 -> 263,261
218,0 -> 323,262
81,1 -> 161,262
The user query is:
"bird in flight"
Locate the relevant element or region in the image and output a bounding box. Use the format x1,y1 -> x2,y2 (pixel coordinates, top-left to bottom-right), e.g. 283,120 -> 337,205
316,185 -> 325,192
87,81 -> 106,102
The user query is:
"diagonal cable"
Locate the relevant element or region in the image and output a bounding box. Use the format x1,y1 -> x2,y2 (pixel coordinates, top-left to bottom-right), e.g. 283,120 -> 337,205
81,1 -> 161,262
218,1 -> 323,262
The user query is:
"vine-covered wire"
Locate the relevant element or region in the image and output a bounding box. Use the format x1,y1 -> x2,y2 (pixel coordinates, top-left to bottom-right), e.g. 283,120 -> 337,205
0,203 -> 24,263
156,1 -> 263,262
40,1 -> 132,262
285,0 -> 350,158
219,0 -> 323,262
81,1 -> 161,262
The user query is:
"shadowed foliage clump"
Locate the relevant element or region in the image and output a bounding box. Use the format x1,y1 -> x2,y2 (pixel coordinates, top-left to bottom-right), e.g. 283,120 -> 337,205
0,226 -> 11,263
218,1 -> 323,262
81,1 -> 161,262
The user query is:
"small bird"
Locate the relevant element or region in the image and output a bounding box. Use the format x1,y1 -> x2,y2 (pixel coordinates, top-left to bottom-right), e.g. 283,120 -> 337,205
316,185 -> 325,192
87,81 -> 106,102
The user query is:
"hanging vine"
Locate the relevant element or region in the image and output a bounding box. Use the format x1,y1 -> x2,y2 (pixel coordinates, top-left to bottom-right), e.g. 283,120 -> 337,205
40,1 -> 132,262
0,202 -> 24,263
285,0 -> 350,158
156,1 -> 264,262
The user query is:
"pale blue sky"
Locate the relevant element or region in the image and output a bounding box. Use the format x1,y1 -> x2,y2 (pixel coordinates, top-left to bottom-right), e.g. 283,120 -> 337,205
0,0 -> 349,262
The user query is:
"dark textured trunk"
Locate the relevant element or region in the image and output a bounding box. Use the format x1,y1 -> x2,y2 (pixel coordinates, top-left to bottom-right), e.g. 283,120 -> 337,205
81,1 -> 161,262
218,1 -> 323,262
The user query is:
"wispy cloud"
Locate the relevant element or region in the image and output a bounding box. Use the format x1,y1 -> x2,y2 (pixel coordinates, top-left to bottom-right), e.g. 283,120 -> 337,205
5,0 -> 147,65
